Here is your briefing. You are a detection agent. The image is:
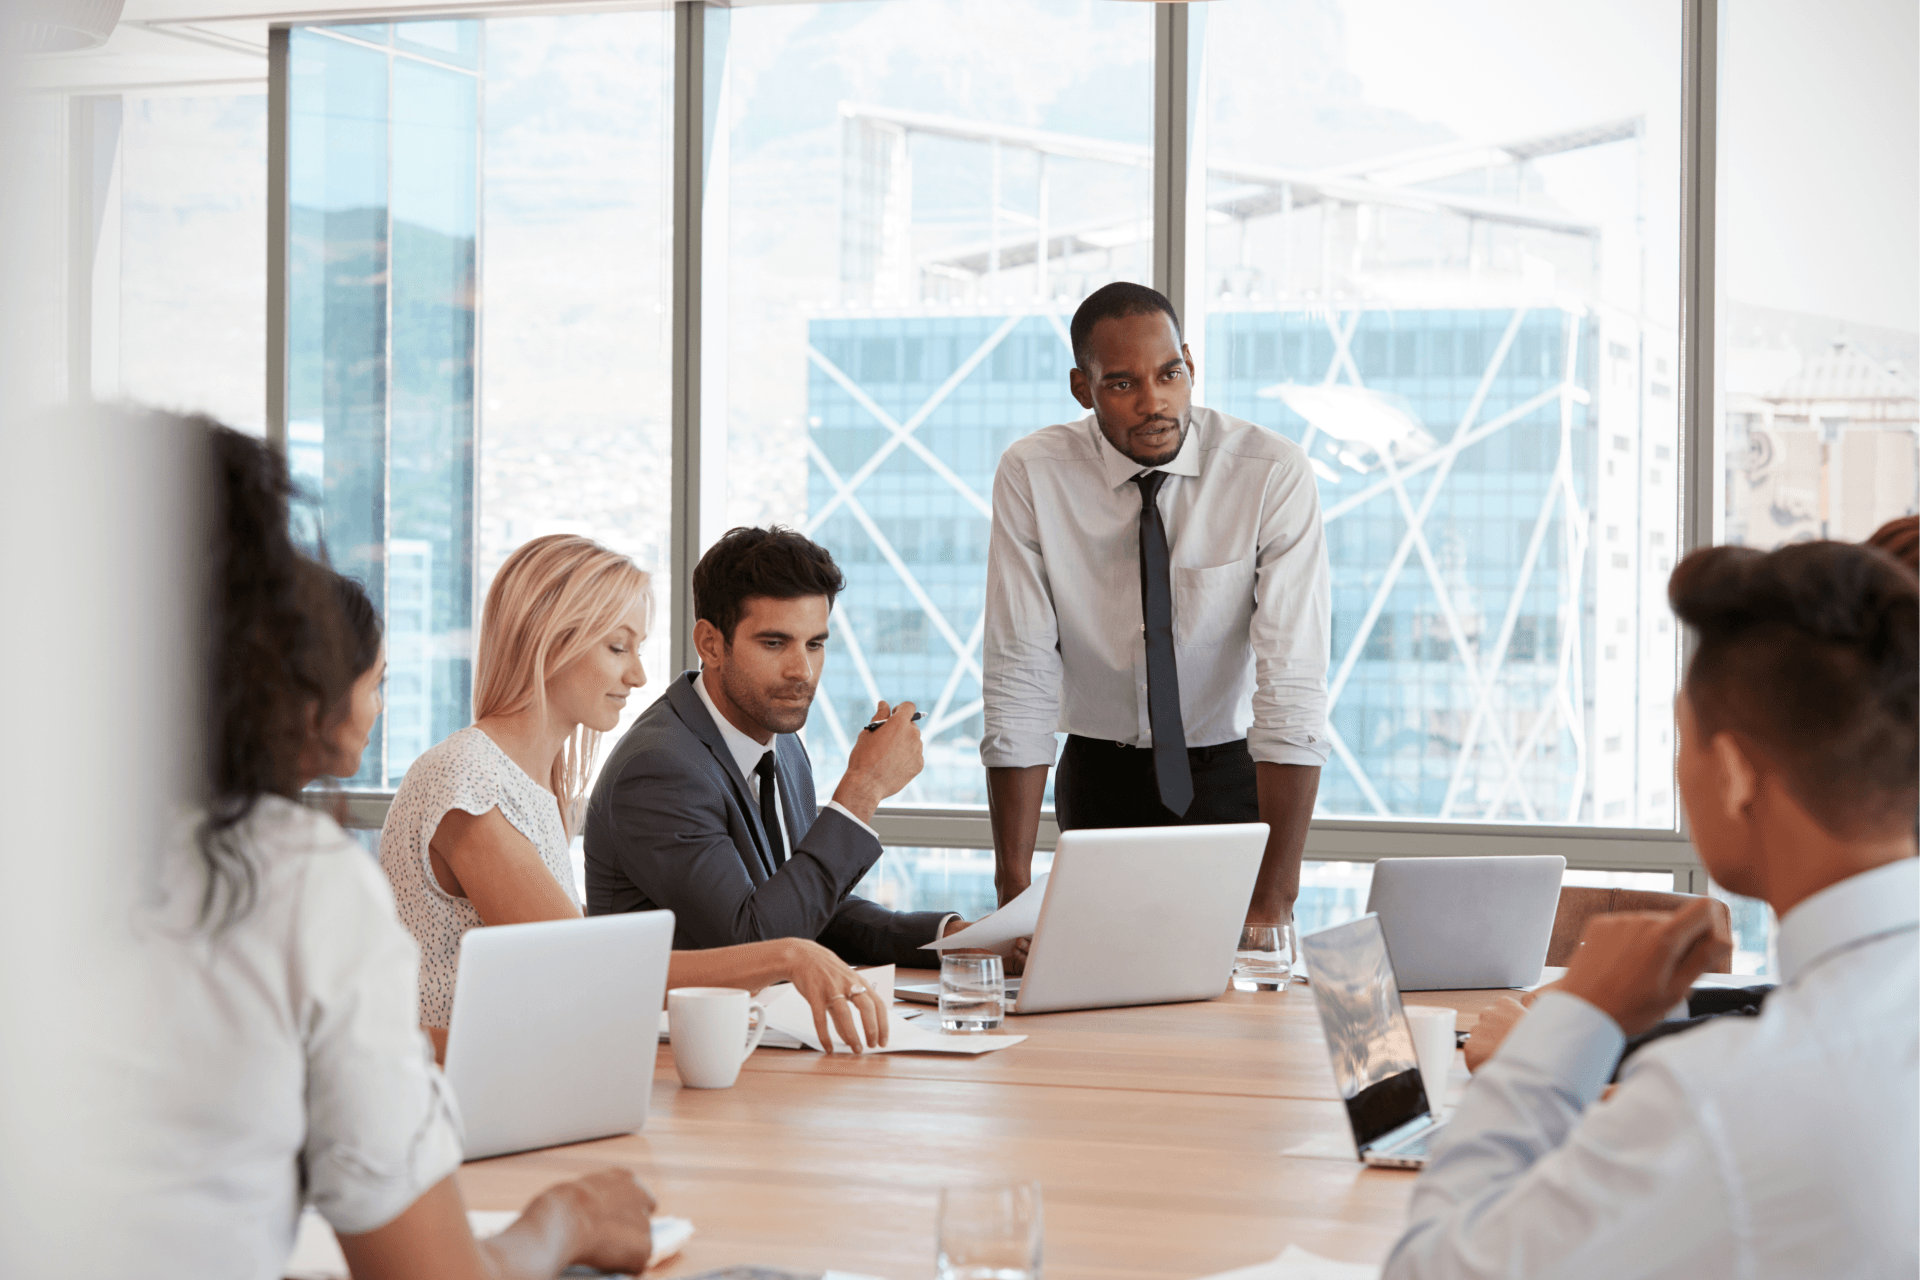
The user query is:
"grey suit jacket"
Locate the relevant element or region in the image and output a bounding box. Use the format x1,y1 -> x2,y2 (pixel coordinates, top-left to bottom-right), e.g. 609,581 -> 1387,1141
583,670 -> 949,967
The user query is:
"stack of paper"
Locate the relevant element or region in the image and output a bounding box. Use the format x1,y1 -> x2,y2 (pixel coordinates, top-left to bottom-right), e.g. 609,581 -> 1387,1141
657,965 -> 1024,1055
757,979 -> 1025,1055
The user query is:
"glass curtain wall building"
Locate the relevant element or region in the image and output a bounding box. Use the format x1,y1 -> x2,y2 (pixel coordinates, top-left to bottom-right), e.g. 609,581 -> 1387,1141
770,0 -> 1682,924
285,12 -> 675,805
287,21 -> 481,788
259,0 -> 1914,961
797,16 -> 1681,835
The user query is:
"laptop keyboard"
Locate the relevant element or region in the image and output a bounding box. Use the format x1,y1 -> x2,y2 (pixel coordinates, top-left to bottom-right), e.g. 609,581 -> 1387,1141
1390,1130 -> 1433,1160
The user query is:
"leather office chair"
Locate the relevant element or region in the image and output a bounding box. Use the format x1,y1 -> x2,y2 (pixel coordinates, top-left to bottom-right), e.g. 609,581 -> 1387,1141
1546,886 -> 1734,969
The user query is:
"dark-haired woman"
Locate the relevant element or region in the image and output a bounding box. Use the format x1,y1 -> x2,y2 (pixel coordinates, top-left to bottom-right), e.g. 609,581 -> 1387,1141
299,569 -> 386,785
125,420 -> 653,1279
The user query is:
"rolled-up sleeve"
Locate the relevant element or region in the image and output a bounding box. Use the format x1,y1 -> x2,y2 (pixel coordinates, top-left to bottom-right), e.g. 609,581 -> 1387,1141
981,451 -> 1065,769
1384,991 -> 1730,1280
294,850 -> 464,1236
1247,453 -> 1331,767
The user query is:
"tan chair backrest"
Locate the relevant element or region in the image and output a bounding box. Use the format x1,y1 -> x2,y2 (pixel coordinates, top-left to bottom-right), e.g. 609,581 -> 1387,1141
1546,886 -> 1734,969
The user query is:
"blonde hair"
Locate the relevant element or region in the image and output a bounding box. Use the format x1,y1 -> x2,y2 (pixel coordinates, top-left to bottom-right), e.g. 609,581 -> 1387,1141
472,535 -> 651,831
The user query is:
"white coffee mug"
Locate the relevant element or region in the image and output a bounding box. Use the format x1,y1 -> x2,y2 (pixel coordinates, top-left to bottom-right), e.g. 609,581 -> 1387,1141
1405,1005 -> 1458,1110
667,987 -> 767,1089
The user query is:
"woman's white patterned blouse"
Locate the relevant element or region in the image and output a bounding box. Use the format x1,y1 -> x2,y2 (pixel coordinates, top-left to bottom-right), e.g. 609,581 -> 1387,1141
378,727 -> 578,1028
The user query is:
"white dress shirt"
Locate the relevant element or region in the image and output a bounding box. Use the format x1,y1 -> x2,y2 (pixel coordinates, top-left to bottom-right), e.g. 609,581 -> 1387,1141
980,405 -> 1331,769
112,797 -> 463,1278
1386,857 -> 1920,1280
692,671 -> 876,840
692,673 -> 958,943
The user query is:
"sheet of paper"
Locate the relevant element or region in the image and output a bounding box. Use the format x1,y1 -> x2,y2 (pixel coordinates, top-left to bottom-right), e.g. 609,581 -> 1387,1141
1195,1244 -> 1381,1280
659,969 -> 901,1051
660,1009 -> 809,1050
853,963 -> 895,1009
288,1208 -> 692,1279
758,981 -> 1025,1054
923,873 -> 1048,951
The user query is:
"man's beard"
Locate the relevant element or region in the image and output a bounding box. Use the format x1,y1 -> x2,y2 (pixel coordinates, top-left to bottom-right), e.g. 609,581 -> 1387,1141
1098,406 -> 1189,468
720,660 -> 815,736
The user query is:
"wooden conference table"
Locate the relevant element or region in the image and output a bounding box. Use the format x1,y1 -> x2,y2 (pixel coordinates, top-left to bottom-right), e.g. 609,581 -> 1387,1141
456,973 -> 1515,1280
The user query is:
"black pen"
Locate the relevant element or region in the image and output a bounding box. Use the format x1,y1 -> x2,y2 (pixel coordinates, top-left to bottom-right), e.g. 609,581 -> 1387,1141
862,712 -> 924,733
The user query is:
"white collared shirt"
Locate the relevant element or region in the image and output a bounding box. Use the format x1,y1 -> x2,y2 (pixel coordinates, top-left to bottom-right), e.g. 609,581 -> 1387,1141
692,671 -> 878,843
980,405 -> 1331,769
111,798 -> 463,1277
1386,857 -> 1920,1280
692,673 -> 956,942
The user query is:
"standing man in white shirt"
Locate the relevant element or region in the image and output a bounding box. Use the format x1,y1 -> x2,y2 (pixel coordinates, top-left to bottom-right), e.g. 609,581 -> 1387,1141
980,282 -> 1330,925
1385,539 -> 1919,1280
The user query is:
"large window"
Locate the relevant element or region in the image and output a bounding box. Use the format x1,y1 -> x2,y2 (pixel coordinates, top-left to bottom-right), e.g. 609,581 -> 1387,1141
196,0 -> 1913,948
1197,0 -> 1684,828
1704,0 -> 1917,973
1715,0 -> 1918,550
709,0 -> 1156,808
288,20 -> 483,786
473,12 -> 676,770
286,12 -> 673,789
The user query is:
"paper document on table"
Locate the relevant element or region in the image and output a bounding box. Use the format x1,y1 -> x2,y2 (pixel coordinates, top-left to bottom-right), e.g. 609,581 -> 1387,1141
923,874 -> 1048,951
661,966 -> 898,1050
288,1207 -> 692,1278
1195,1244 -> 1380,1280
660,1008 -> 809,1050
758,980 -> 1024,1054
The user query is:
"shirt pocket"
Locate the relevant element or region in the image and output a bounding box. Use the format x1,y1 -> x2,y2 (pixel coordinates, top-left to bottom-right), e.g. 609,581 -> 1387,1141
1173,558 -> 1254,650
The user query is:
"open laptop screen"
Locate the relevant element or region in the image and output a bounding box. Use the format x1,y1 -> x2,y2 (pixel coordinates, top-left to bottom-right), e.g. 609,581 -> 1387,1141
1299,913 -> 1431,1149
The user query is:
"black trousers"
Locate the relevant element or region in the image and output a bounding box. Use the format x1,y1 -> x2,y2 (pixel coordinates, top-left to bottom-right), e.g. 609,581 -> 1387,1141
1054,734 -> 1260,831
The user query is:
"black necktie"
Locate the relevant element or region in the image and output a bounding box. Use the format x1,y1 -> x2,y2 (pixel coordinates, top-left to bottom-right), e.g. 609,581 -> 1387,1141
754,752 -> 787,866
1133,470 -> 1194,816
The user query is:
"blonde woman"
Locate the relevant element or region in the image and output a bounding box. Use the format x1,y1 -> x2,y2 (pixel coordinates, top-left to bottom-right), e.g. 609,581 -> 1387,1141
380,535 -> 888,1059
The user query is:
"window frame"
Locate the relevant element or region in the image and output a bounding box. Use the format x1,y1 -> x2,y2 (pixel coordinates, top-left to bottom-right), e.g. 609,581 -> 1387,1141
269,0 -> 1725,890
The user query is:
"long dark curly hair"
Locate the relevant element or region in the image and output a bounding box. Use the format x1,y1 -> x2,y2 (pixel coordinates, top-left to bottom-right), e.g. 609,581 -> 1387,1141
198,420 -> 352,927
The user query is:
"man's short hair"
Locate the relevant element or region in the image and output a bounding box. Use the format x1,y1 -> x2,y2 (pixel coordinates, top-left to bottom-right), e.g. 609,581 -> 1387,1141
1670,540 -> 1918,836
693,526 -> 847,645
1070,281 -> 1182,371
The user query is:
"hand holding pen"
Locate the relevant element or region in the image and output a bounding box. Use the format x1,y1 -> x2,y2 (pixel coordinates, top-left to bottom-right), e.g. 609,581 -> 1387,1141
831,700 -> 924,823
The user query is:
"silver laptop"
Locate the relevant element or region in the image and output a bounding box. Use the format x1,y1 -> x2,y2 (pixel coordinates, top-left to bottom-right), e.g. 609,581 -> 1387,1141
444,911 -> 674,1160
898,824 -> 1267,1014
1015,823 -> 1268,1014
1365,855 -> 1565,990
1299,913 -> 1442,1169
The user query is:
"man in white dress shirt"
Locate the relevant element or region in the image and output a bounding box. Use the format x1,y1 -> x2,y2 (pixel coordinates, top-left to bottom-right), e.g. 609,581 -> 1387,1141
1386,539 -> 1919,1279
981,282 -> 1330,924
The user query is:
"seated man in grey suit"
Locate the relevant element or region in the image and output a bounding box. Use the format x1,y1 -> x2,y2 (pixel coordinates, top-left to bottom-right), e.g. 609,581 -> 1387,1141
584,526 -> 965,966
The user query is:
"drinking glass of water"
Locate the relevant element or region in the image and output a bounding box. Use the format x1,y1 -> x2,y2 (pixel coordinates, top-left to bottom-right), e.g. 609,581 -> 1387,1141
937,1180 -> 1043,1280
940,952 -> 1005,1031
1233,921 -> 1293,991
